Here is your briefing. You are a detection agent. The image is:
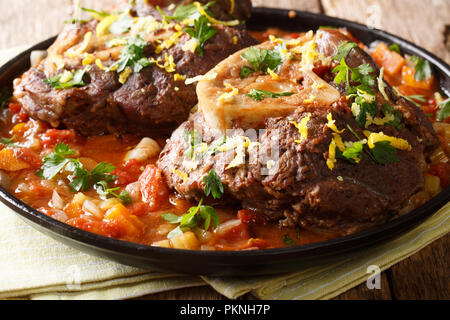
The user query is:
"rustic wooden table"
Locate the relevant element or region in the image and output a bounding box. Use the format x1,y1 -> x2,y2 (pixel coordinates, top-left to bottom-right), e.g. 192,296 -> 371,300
0,0 -> 448,300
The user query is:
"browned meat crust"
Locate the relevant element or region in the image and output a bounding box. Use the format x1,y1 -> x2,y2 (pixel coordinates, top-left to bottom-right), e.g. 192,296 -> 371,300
157,29 -> 439,235
13,6 -> 257,136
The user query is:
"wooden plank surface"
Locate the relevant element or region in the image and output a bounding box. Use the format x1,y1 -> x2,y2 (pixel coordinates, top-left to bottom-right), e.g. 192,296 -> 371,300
0,0 -> 448,300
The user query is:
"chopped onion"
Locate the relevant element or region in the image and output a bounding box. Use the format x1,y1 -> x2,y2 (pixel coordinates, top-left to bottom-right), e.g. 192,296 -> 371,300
214,219 -> 242,235
82,199 -> 103,219
30,50 -> 47,66
50,190 -> 64,210
125,181 -> 141,202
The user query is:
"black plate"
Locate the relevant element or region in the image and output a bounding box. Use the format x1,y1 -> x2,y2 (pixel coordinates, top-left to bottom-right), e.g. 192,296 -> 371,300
0,8 -> 449,276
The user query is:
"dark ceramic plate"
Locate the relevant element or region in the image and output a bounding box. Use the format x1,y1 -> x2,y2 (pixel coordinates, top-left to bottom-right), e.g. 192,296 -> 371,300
0,8 -> 449,276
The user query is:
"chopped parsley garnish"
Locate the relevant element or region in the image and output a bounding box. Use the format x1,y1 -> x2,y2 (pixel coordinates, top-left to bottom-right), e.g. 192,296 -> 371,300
0,136 -> 18,148
282,234 -> 296,246
203,169 -> 224,199
184,15 -> 217,57
410,56 -> 432,81
112,35 -> 151,73
80,7 -> 110,17
184,130 -> 203,159
239,46 -> 282,79
393,88 -> 425,107
44,67 -> 89,90
436,98 -> 450,122
345,125 -> 398,165
94,181 -> 132,204
337,142 -> 364,164
332,41 -> 358,61
371,141 -> 399,164
0,87 -> 12,109
333,58 -> 375,94
246,89 -> 294,101
353,99 -> 378,128
36,143 -> 129,203
388,43 -> 401,54
382,104 -> 403,130
161,198 -> 220,239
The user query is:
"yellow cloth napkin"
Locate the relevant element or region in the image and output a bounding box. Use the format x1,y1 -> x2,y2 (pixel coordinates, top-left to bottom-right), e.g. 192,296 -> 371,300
0,47 -> 448,300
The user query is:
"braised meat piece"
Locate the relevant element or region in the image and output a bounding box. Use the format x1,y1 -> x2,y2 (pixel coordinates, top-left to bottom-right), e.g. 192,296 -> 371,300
157,29 -> 439,235
13,3 -> 256,136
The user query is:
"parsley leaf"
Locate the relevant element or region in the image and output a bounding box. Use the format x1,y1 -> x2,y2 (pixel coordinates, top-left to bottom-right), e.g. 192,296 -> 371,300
94,181 -> 132,204
184,15 -> 217,57
246,89 -> 294,101
332,41 -> 358,61
0,87 -> 12,109
388,43 -> 401,54
354,100 -> 378,128
240,46 -> 282,78
162,198 -> 220,239
203,169 -> 224,199
382,104 -> 403,130
112,35 -> 151,73
436,98 -> 450,122
282,234 -> 296,246
81,7 -> 110,17
341,142 -> 364,164
410,56 -> 432,81
44,67 -> 89,90
184,130 -> 203,159
36,143 -> 121,194
371,141 -> 399,165
36,143 -> 75,180
66,160 -> 92,192
333,56 -> 374,94
0,136 -> 18,148
90,162 -> 117,184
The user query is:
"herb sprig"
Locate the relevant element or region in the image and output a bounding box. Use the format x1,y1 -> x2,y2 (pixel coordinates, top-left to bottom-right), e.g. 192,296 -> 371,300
240,46 -> 282,79
44,67 -> 89,90
36,143 -> 131,202
161,198 -> 220,239
184,15 -> 217,57
246,89 -> 294,101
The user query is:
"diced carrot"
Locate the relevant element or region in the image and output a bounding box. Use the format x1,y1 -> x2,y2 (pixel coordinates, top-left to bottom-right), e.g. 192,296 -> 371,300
0,148 -> 30,171
401,66 -> 435,91
371,43 -> 406,77
103,203 -> 145,238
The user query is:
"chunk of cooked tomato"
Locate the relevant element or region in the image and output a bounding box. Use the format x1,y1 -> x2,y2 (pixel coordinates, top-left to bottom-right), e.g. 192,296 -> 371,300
138,164 -> 169,211
429,162 -> 450,188
41,129 -> 76,148
112,159 -> 143,186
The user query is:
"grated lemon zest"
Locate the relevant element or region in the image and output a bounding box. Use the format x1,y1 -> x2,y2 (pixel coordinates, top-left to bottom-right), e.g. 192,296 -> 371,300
119,67 -> 132,84
367,132 -> 412,151
193,2 -> 239,26
290,113 -> 312,143
66,31 -> 92,58
96,15 -> 119,38
326,113 -> 345,134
